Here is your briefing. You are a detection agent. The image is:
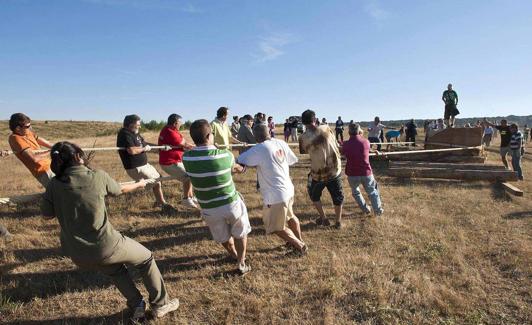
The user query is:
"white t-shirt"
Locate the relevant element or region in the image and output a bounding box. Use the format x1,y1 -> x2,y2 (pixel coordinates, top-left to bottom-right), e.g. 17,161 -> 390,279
368,122 -> 385,138
237,138 -> 298,205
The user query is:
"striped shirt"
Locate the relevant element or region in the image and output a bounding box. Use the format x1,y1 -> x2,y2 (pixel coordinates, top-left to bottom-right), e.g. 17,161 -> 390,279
510,131 -> 523,150
182,145 -> 239,209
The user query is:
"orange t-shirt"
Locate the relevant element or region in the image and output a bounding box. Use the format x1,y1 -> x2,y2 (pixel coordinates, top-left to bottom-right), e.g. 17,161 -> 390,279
8,131 -> 51,177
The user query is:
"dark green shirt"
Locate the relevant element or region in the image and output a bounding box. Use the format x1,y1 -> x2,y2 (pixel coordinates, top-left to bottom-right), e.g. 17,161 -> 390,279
41,165 -> 123,262
442,90 -> 458,105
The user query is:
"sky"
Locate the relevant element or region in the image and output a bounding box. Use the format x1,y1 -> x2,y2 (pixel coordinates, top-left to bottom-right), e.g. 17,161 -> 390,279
1,0 -> 531,123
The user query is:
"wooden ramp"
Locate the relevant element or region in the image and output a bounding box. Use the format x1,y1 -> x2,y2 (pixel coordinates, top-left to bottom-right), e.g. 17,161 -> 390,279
425,127 -> 483,149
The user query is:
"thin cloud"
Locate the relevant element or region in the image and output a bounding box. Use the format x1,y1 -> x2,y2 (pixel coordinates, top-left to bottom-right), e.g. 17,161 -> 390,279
364,0 -> 390,22
254,33 -> 294,63
82,0 -> 202,13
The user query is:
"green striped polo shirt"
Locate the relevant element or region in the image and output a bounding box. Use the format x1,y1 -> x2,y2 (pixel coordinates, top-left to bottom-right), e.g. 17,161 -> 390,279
182,145 -> 239,209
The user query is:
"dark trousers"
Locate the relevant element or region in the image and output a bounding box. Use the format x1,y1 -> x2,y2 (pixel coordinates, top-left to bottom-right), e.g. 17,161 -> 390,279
335,129 -> 344,142
405,135 -> 416,146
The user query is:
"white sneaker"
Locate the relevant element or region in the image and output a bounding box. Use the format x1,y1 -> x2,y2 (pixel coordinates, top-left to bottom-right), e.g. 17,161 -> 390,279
130,300 -> 146,321
152,298 -> 180,318
183,197 -> 198,209
238,262 -> 251,275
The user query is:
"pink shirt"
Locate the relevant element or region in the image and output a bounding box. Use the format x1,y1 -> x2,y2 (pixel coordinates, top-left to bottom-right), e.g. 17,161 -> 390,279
342,135 -> 372,177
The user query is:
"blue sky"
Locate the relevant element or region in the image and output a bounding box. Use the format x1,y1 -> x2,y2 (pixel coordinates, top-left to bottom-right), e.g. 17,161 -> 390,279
1,0 -> 531,123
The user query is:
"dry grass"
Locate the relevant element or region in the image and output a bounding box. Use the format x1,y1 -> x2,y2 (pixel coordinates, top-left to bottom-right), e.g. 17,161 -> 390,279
0,123 -> 531,324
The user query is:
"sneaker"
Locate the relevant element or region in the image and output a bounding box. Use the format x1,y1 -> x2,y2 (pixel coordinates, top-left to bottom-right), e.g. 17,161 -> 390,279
238,262 -> 251,275
334,221 -> 343,229
130,300 -> 146,321
322,218 -> 331,227
315,218 -> 323,226
152,298 -> 180,318
375,209 -> 384,217
183,197 -> 198,209
161,203 -> 178,215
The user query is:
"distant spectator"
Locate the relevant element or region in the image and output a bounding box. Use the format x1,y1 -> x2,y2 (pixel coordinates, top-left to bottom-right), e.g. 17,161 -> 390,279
283,119 -> 291,142
230,116 -> 240,137
237,115 -> 256,153
267,116 -> 275,138
405,119 -> 418,146
484,119 -> 511,169
523,124 -> 529,143
509,123 -> 524,180
367,116 -> 394,151
482,124 -> 494,147
335,116 -> 345,143
211,107 -> 244,148
290,117 -> 299,142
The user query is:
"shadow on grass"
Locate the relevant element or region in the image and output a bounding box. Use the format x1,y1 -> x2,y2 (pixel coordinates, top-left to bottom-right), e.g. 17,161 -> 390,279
491,183 -> 512,202
3,310 -> 131,325
503,210 -> 532,219
381,176 -> 487,190
0,207 -> 42,220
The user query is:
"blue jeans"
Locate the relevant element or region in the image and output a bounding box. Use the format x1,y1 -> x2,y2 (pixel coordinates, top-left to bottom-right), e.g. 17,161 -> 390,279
511,149 -> 523,179
347,175 -> 383,215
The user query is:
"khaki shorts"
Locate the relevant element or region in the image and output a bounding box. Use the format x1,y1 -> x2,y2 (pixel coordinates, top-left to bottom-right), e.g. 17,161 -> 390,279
161,163 -> 189,182
201,198 -> 251,243
262,197 -> 297,234
126,163 -> 161,181
36,169 -> 55,188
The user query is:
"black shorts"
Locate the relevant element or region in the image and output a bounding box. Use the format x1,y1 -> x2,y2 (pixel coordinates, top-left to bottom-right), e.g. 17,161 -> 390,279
307,174 -> 344,206
444,104 -> 460,119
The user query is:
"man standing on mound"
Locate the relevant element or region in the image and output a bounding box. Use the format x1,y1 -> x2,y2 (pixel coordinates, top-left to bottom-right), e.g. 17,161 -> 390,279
183,119 -> 251,275
299,109 -> 345,229
237,124 -> 308,255
442,83 -> 459,127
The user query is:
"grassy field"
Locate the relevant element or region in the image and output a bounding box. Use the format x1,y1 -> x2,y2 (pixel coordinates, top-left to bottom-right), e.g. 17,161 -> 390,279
0,122 -> 531,324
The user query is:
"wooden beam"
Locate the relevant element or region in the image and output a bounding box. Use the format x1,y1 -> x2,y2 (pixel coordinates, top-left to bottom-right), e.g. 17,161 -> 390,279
389,161 -> 506,170
500,182 -> 524,196
386,167 -> 518,182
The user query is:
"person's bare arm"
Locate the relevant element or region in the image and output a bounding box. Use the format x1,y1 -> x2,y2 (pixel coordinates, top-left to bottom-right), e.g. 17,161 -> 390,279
126,146 -> 149,155
120,180 -> 147,193
232,162 -> 246,173
20,148 -> 49,163
36,137 -> 53,149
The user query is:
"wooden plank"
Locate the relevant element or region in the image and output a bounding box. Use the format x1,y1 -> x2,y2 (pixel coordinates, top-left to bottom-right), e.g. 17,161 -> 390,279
386,167 -> 518,182
425,127 -> 483,148
389,161 -> 506,170
500,182 -> 524,196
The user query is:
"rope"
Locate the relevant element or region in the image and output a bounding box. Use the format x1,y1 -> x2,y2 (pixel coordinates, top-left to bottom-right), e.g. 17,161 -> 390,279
1,141 -> 415,156
0,146 -> 479,206
0,175 -> 177,205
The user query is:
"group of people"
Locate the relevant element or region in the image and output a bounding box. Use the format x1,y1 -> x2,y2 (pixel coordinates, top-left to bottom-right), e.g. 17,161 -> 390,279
1,108 -> 386,321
